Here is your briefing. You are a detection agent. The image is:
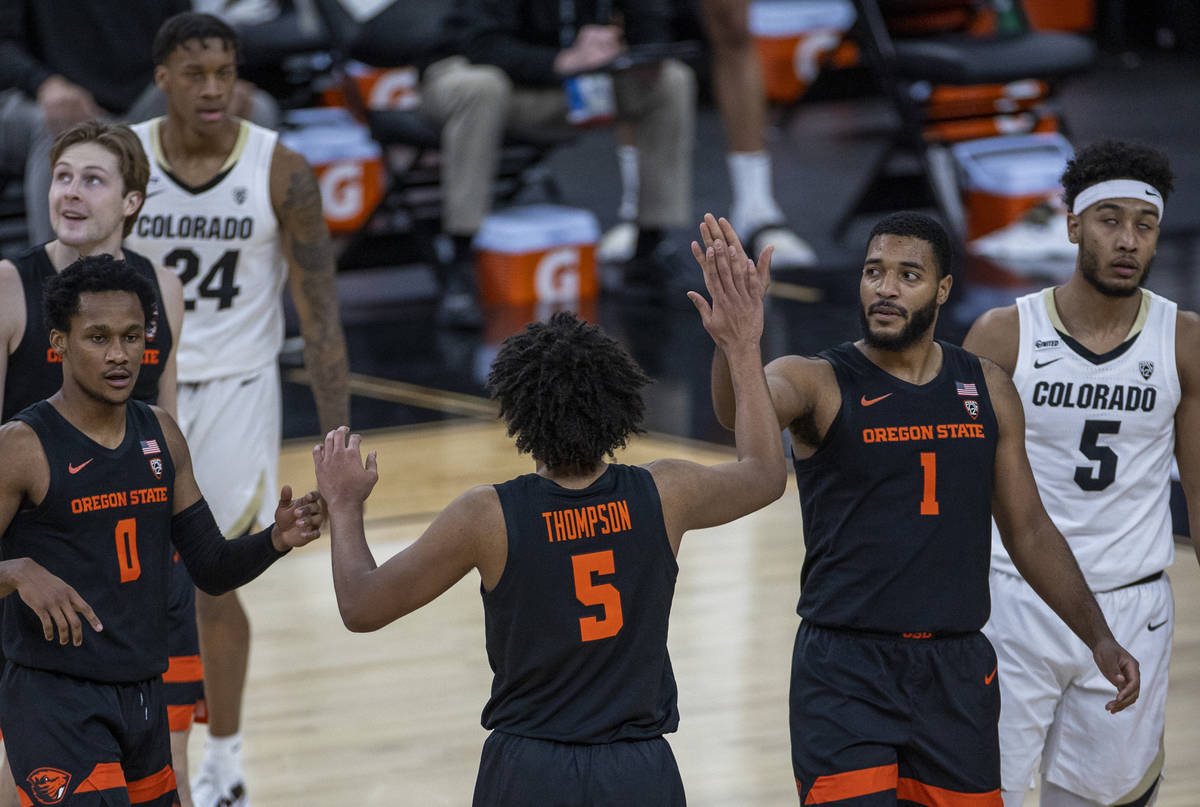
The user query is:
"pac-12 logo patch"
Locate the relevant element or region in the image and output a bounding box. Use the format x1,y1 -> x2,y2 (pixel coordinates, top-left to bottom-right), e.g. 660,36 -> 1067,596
27,767 -> 71,804
963,399 -> 979,419
1139,360 -> 1154,380
233,186 -> 247,205
149,458 -> 164,479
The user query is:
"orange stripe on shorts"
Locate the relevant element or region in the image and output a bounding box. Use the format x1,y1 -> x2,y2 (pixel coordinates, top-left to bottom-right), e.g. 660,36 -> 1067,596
75,762 -> 127,793
162,654 -> 204,683
167,704 -> 198,732
127,766 -> 177,804
805,763 -> 898,804
897,777 -> 1002,806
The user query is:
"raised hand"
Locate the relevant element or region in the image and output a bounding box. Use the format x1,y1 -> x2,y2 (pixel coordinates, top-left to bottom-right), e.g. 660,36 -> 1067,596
272,485 -> 325,550
313,426 -> 379,510
688,226 -> 771,350
11,558 -> 103,645
698,214 -> 771,298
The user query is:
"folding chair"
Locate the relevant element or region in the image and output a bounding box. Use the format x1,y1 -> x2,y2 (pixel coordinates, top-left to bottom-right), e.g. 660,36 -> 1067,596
836,0 -> 1096,240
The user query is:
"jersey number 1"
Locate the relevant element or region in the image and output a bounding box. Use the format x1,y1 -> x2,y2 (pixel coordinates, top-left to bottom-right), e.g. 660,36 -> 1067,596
572,550 -> 624,642
115,518 -> 141,583
919,452 -> 939,515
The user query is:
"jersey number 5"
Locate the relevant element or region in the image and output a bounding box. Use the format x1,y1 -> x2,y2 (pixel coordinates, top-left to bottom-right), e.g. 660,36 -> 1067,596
115,518 -> 141,583
1075,419 -> 1120,491
572,550 -> 623,642
165,248 -> 241,311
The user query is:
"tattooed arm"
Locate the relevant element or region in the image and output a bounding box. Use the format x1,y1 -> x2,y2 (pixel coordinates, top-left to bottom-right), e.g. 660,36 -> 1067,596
269,143 -> 350,431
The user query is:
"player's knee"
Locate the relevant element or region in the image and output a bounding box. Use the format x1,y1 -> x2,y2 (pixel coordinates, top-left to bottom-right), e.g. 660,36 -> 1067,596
450,64 -> 513,112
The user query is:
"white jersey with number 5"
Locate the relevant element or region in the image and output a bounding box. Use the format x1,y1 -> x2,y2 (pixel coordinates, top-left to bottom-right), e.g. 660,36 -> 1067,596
991,287 -> 1180,590
127,117 -> 286,382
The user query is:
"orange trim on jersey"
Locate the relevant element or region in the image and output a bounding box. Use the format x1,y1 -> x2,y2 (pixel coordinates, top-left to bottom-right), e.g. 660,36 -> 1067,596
804,764 -> 898,804
162,654 -> 204,683
16,787 -> 32,807
167,704 -> 197,732
127,766 -> 176,804
897,778 -> 1002,806
75,762 -> 126,792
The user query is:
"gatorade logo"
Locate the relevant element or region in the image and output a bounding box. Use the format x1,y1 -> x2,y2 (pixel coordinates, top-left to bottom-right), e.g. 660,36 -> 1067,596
794,29 -> 842,83
368,68 -> 418,110
534,247 -> 581,302
319,161 -> 364,223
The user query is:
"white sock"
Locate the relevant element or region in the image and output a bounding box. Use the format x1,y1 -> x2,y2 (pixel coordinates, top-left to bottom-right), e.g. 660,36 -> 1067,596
726,151 -> 784,233
616,145 -> 639,221
205,732 -> 244,764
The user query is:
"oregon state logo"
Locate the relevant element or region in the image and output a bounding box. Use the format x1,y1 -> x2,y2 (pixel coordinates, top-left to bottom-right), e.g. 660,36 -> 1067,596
963,399 -> 979,419
27,767 -> 71,804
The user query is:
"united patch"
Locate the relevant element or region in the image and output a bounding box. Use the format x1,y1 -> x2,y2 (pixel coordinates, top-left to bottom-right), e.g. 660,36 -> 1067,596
27,767 -> 71,805
963,399 -> 979,419
1139,360 -> 1154,380
149,458 -> 164,479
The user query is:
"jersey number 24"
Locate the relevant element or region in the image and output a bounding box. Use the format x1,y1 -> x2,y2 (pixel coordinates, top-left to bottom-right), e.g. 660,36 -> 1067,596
165,247 -> 241,311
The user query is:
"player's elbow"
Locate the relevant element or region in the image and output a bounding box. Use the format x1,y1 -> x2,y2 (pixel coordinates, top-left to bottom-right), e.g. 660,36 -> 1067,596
338,600 -> 382,633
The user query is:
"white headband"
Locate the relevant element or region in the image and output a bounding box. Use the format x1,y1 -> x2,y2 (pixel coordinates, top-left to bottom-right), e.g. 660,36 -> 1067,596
1072,179 -> 1164,223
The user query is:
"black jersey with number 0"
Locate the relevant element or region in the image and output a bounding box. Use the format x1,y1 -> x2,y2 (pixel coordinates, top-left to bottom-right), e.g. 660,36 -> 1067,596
2,245 -> 172,422
3,400 -> 175,682
792,341 -> 998,634
482,464 -> 679,743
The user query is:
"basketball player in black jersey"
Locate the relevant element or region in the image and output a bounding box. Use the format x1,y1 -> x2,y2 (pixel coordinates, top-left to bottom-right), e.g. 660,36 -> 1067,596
701,213 -> 1139,805
313,238 -> 786,805
0,120 -> 191,807
0,256 -> 323,807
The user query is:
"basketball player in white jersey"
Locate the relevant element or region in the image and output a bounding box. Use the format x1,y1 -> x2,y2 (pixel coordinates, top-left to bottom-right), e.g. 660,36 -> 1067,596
964,140 -> 1200,807
124,13 -> 350,807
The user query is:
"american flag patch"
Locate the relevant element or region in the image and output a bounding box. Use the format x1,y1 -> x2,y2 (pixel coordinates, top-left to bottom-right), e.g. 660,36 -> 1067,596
956,381 -> 978,397
140,439 -> 161,455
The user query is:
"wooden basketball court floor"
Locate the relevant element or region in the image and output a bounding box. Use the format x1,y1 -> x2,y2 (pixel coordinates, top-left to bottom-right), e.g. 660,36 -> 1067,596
178,412 -> 1200,806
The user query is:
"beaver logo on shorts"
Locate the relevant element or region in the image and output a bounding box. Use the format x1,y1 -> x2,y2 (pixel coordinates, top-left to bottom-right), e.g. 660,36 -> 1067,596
26,767 -> 71,804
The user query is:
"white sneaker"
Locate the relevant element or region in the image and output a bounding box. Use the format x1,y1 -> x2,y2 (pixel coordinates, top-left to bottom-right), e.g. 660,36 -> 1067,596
597,221 -> 638,264
751,226 -> 818,269
190,752 -> 249,807
970,201 -> 1075,262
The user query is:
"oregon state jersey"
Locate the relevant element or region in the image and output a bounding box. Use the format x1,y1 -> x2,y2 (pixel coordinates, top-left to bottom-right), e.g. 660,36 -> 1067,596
482,464 -> 679,743
3,400 -> 175,682
126,117 -> 285,382
793,341 -> 998,634
2,245 -> 172,421
990,288 -> 1179,590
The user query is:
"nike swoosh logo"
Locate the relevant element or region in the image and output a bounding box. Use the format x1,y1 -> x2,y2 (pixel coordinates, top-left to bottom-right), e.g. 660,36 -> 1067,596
1148,620 -> 1168,631
984,666 -> 997,685
68,459 -> 94,474
1033,357 -> 1063,369
1146,189 -> 1160,198
860,393 -> 893,406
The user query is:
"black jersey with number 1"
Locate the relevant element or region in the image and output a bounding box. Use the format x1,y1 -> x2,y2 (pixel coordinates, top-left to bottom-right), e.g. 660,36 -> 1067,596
3,400 -> 176,682
792,341 -> 999,635
482,464 -> 679,743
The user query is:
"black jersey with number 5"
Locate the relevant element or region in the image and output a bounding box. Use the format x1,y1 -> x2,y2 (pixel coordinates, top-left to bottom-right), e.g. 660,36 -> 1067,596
792,341 -> 998,635
482,464 -> 679,743
3,400 -> 175,682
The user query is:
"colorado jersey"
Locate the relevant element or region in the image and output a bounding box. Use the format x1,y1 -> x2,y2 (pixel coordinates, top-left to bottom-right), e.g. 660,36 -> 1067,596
482,465 -> 679,743
127,118 -> 285,382
793,341 -> 998,634
991,288 -> 1179,590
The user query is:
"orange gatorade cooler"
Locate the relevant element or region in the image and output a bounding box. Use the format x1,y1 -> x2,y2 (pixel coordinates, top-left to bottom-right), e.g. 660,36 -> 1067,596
749,0 -> 856,103
319,61 -> 421,111
280,109 -> 385,234
474,206 -> 600,305
951,133 -> 1074,239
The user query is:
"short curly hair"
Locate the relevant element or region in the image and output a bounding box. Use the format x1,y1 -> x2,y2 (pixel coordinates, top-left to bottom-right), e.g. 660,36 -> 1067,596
44,255 -> 157,334
1061,140 -> 1175,210
488,311 -> 651,474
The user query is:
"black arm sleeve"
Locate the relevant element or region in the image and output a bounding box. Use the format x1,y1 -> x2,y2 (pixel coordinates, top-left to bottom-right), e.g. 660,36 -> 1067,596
171,498 -> 288,596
